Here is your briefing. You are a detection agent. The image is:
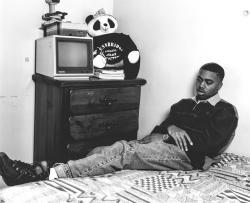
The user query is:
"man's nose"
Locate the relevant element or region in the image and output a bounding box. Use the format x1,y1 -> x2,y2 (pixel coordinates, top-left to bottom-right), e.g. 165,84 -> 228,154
199,81 -> 206,89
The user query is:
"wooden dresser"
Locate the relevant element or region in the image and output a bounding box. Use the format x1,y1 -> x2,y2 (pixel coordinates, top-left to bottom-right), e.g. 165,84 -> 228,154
32,74 -> 146,163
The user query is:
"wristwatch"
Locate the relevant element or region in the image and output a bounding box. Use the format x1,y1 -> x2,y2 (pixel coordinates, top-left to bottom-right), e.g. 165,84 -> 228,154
162,133 -> 170,142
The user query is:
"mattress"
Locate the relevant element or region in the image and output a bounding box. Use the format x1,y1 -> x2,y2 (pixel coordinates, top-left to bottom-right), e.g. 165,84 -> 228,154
0,153 -> 250,203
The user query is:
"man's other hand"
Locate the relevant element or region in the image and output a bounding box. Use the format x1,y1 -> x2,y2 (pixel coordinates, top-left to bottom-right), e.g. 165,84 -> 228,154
167,125 -> 193,151
138,133 -> 164,144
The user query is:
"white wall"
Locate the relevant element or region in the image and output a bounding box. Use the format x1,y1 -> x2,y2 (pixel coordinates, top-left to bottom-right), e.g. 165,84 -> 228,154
0,0 -> 113,161
0,0 -> 113,188
114,0 -> 250,157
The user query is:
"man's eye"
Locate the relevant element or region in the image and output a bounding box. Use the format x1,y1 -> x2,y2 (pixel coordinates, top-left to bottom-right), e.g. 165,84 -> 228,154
206,81 -> 213,85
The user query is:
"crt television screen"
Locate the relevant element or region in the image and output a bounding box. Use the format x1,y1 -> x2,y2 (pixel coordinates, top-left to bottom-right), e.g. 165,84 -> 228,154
57,41 -> 88,68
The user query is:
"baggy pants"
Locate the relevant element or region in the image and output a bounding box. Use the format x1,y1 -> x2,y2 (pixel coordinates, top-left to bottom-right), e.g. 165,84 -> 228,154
54,140 -> 193,178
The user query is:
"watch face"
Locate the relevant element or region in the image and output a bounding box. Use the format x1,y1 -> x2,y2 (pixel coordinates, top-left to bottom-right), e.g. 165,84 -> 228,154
163,134 -> 169,142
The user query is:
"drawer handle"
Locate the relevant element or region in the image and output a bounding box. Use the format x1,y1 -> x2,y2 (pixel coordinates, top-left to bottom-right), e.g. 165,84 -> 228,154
100,122 -> 117,131
99,96 -> 117,106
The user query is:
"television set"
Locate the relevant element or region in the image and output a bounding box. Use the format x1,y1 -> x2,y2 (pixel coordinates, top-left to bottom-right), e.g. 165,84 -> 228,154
35,35 -> 93,78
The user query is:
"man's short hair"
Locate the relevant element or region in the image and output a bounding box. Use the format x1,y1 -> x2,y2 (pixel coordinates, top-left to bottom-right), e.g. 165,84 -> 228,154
200,62 -> 225,81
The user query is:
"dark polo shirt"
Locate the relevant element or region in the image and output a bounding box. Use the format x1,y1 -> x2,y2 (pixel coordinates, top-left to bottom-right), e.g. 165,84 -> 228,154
152,94 -> 238,169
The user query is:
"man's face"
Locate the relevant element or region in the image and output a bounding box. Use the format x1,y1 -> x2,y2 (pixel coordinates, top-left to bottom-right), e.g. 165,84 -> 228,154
196,69 -> 223,100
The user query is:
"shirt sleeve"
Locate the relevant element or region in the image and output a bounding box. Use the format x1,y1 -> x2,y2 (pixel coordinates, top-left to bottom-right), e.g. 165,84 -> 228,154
186,104 -> 238,168
194,105 -> 238,156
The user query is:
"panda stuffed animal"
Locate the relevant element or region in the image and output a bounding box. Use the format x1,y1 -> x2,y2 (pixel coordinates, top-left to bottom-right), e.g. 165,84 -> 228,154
85,9 -> 140,79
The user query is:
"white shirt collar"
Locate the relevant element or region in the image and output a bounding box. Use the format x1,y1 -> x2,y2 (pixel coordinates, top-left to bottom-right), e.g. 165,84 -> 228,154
192,93 -> 221,106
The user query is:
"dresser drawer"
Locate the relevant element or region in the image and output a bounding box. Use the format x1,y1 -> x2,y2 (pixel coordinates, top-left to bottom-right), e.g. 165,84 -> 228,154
67,131 -> 136,160
69,110 -> 138,140
70,87 -> 140,115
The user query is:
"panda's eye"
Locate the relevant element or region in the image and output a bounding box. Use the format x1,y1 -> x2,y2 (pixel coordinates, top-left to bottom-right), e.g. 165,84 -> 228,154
93,20 -> 100,31
108,18 -> 115,28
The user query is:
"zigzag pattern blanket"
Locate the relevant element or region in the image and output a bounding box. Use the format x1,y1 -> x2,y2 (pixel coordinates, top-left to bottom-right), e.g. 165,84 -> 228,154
0,153 -> 250,203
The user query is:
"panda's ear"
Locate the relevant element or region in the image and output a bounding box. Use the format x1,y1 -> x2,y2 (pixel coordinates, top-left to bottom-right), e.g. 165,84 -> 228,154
85,15 -> 94,24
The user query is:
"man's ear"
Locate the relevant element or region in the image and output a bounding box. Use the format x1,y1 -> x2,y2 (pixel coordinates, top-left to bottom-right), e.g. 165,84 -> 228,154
218,82 -> 223,91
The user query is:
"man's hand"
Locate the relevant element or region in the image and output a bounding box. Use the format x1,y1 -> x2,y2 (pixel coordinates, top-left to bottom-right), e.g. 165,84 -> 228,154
138,133 -> 164,144
167,125 -> 193,151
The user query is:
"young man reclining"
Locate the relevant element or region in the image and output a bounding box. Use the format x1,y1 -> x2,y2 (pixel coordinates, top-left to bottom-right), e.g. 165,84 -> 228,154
0,62 -> 238,186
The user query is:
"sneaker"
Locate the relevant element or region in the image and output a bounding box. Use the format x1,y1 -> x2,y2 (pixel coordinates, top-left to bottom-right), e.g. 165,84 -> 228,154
0,152 -> 49,186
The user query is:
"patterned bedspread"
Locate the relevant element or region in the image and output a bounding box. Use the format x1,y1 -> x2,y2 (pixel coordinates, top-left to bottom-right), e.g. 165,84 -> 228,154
0,153 -> 250,203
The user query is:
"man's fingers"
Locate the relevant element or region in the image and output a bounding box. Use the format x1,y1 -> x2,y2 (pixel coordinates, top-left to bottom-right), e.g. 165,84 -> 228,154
177,136 -> 185,151
173,134 -> 184,151
179,135 -> 188,151
169,133 -> 182,150
183,133 -> 193,146
179,132 -> 193,151
172,136 -> 180,149
168,127 -> 193,151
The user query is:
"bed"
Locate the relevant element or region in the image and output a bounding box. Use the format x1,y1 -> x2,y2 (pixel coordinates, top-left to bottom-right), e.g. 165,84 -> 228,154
0,153 -> 250,203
